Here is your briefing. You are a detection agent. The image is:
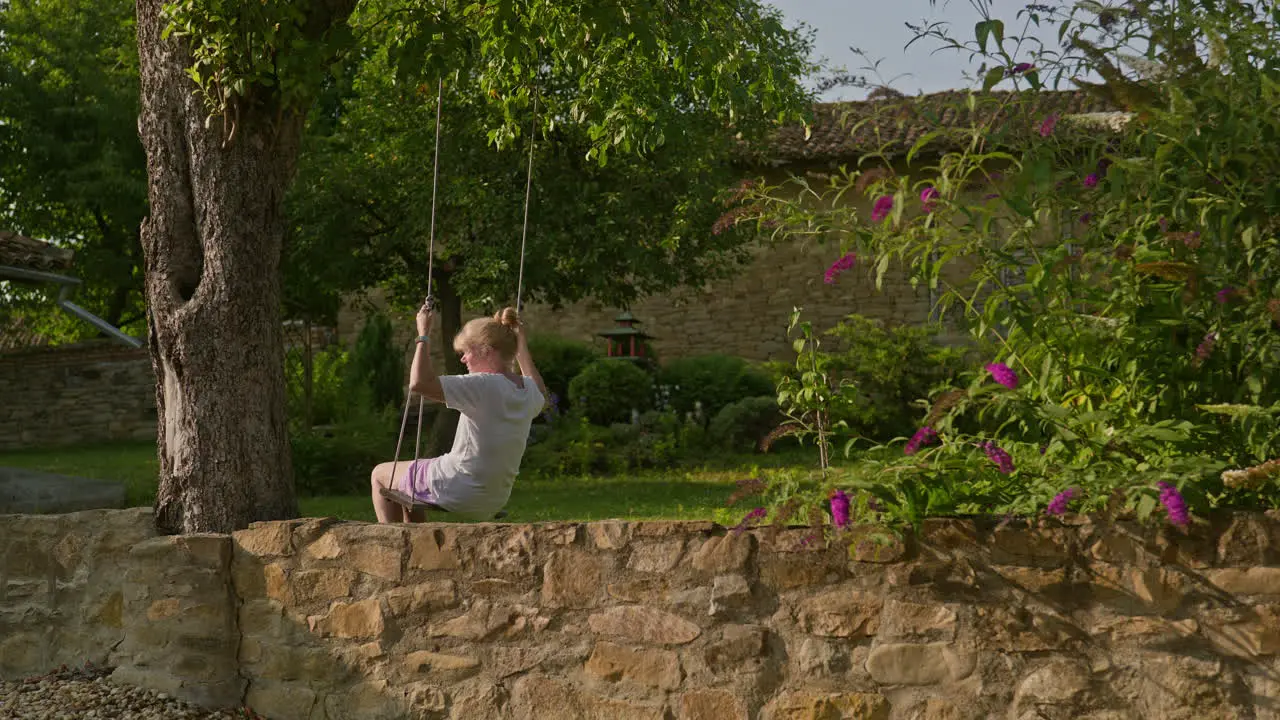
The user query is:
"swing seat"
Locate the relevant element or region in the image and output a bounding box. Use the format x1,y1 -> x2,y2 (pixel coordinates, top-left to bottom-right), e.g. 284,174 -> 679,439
379,485 -> 509,521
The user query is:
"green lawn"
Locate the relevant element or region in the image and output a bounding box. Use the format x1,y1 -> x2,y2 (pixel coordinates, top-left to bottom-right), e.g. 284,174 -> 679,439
1,440 -> 820,524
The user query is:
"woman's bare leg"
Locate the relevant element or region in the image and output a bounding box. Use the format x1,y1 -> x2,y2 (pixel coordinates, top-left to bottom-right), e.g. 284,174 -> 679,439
370,461 -> 413,523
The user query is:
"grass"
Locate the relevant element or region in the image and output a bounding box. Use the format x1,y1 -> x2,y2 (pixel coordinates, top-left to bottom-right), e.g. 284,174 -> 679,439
0,440 -> 823,524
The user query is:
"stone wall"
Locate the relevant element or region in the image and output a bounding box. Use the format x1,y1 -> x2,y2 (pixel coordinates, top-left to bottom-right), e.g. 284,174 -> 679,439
0,509 -> 155,676
0,342 -> 156,451
5,509 -> 1280,718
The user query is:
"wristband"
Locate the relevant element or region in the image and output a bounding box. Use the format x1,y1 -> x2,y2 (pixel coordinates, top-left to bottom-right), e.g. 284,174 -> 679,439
415,335 -> 430,344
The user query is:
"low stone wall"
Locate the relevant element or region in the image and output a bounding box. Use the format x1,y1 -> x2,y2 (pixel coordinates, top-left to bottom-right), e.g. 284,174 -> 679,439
0,509 -> 155,676
3,509 -> 1280,718
0,342 -> 155,451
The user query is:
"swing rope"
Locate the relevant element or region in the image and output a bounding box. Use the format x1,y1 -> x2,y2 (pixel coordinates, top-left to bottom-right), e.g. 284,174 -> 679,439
515,91 -> 538,312
381,82 -> 539,509
386,78 -> 444,496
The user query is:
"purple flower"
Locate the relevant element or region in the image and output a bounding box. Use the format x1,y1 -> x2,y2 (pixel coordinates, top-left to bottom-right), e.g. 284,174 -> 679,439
829,489 -> 851,530
1157,481 -> 1190,527
1216,287 -> 1237,304
983,192 -> 1001,200
871,195 -> 893,223
1039,113 -> 1059,137
732,506 -> 768,535
1184,231 -> 1202,249
904,426 -> 939,455
1158,216 -> 1169,231
1008,62 -> 1035,75
921,186 -> 939,213
1079,212 -> 1093,225
1195,332 -> 1217,362
985,362 -> 1019,389
1096,157 -> 1112,176
1046,487 -> 1078,516
823,252 -> 857,285
979,441 -> 1016,474
1083,173 -> 1099,188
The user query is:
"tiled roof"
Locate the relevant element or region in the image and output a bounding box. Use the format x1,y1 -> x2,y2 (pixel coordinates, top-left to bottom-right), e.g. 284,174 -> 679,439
0,230 -> 74,273
768,89 -> 1119,164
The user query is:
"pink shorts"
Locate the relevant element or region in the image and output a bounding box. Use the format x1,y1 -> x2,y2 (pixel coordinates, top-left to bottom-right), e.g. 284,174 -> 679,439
393,458 -> 436,503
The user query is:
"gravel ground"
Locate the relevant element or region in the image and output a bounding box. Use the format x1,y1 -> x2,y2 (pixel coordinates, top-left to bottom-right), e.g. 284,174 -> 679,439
0,665 -> 261,720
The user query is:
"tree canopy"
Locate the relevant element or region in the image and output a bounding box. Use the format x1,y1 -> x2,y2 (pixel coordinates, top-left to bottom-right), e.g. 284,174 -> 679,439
0,0 -> 148,337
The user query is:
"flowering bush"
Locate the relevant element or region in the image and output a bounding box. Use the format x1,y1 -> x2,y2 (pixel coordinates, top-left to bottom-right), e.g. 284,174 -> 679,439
725,0 -> 1280,535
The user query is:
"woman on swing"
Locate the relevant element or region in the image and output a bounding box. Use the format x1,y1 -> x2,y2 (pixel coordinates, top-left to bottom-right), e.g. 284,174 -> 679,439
370,301 -> 548,523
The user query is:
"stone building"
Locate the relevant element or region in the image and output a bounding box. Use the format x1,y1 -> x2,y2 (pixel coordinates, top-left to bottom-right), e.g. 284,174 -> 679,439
337,88 -> 1117,363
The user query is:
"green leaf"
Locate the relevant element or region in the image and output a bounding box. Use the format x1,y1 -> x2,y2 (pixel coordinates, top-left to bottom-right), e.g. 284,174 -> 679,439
982,66 -> 1005,93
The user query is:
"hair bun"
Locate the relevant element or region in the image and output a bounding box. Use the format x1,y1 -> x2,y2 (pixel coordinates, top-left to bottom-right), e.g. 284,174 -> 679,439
494,306 -> 520,330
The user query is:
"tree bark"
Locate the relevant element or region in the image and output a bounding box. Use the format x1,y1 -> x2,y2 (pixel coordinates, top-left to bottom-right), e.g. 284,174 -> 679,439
134,0 -> 352,533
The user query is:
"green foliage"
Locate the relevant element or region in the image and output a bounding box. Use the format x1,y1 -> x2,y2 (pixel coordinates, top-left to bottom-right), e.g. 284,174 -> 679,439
0,0 -> 148,339
731,0 -> 1280,531
346,311 -> 405,411
290,406 -> 396,496
709,396 -> 782,453
526,334 -> 601,412
656,354 -> 775,421
568,359 -> 654,426
767,315 -> 965,441
284,347 -> 354,427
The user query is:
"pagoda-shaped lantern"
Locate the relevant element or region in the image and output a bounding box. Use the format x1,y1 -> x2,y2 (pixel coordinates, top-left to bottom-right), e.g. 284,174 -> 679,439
597,311 -> 655,365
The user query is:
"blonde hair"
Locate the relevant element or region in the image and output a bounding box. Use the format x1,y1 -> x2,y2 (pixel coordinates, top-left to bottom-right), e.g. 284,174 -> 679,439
453,307 -> 520,363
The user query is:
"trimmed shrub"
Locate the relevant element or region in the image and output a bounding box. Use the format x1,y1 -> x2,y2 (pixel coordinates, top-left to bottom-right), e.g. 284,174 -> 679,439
568,359 -> 654,426
526,334 -> 601,412
656,354 -> 774,420
710,396 -> 783,452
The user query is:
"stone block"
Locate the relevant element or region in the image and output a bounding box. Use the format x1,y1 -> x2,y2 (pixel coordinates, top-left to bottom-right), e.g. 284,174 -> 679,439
972,606 -> 1082,652
679,689 -> 748,720
290,567 -> 359,606
704,625 -> 766,674
759,549 -> 847,590
1012,658 -> 1091,716
543,548 -> 605,608
878,600 -> 957,641
404,650 -> 482,680
472,526 -> 536,576
1214,514 -> 1279,565
233,521 -> 297,557
864,643 -> 974,686
385,579 -> 458,618
1204,567 -> 1280,596
589,520 -> 632,550
989,526 -> 1074,567
588,606 -> 702,645
584,641 -> 682,690
429,599 -> 516,641
629,539 -> 686,573
1199,606 -> 1280,658
691,533 -> 753,574
761,691 -> 890,720
710,574 -> 752,617
308,597 -> 385,639
794,587 -> 882,638
408,525 -> 459,571
510,675 -> 666,720
243,680 -> 319,720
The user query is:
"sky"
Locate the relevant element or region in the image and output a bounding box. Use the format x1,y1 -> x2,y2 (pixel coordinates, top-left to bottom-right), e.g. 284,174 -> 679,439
766,0 -> 1067,101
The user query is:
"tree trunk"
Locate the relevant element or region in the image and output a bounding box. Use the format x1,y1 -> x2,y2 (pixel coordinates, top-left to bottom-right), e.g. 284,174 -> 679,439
425,270 -> 466,456
134,0 -> 330,533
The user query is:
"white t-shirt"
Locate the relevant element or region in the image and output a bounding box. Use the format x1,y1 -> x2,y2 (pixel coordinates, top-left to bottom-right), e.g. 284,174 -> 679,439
426,372 -> 545,519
